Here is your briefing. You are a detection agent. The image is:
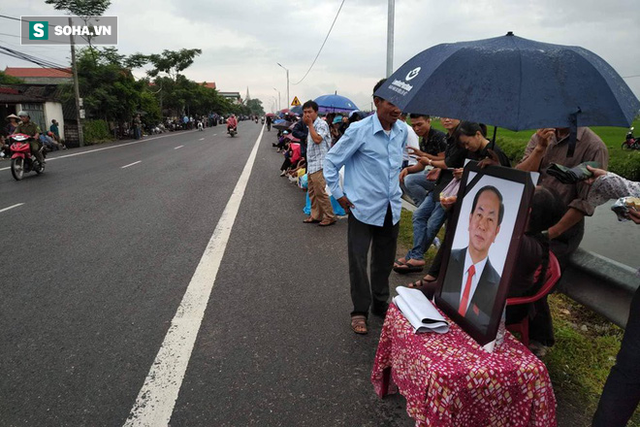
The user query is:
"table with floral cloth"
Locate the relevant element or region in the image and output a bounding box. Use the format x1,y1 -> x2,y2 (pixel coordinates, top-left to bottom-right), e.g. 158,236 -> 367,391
371,303 -> 556,427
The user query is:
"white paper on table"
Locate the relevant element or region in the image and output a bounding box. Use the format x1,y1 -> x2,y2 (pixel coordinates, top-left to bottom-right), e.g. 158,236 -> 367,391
394,286 -> 449,334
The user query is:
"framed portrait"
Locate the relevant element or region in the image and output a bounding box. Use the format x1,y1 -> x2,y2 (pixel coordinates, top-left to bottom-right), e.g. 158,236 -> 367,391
434,161 -> 536,351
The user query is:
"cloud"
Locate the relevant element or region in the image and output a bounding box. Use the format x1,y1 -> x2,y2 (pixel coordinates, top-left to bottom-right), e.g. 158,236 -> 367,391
2,0 -> 638,113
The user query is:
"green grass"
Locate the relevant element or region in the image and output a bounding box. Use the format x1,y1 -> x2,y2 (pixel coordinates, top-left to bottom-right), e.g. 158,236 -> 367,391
398,211 -> 640,424
428,119 -> 640,180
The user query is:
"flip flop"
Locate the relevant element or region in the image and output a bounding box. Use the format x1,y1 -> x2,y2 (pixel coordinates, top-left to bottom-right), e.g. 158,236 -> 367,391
394,257 -> 406,266
393,262 -> 425,274
351,315 -> 368,335
407,277 -> 436,289
303,217 -> 321,224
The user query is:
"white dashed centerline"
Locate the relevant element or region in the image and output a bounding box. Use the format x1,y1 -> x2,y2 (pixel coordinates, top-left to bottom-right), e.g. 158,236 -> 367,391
0,203 -> 24,213
174,145 -> 184,150
121,161 -> 141,169
198,138 -> 205,141
123,127 -> 265,426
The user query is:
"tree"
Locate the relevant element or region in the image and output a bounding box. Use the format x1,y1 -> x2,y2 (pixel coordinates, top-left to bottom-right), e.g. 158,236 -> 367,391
245,98 -> 265,116
44,0 -> 111,16
0,71 -> 24,84
146,49 -> 202,81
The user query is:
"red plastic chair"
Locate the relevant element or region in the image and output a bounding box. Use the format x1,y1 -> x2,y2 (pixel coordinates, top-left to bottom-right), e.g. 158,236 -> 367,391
506,251 -> 561,347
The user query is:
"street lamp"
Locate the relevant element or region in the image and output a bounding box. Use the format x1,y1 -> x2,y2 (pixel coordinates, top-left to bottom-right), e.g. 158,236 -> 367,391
277,62 -> 289,108
273,87 -> 281,111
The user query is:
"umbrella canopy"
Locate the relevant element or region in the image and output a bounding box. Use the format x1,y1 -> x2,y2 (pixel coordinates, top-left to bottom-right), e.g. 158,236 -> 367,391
265,113 -> 276,117
273,120 -> 292,131
314,94 -> 359,113
290,105 -> 303,115
375,32 -> 640,131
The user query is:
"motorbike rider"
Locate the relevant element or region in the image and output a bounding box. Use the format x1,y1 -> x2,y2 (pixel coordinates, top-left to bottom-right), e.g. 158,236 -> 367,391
227,114 -> 238,134
13,111 -> 45,164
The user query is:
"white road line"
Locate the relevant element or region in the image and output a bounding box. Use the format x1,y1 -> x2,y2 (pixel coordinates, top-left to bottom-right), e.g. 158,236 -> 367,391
174,145 -> 184,150
198,138 -> 204,141
0,203 -> 24,213
121,161 -> 141,169
213,134 -> 217,136
123,126 -> 265,427
0,131 -> 197,171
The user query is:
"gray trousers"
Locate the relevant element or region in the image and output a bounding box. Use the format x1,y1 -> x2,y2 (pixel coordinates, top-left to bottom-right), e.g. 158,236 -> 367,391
348,205 -> 399,317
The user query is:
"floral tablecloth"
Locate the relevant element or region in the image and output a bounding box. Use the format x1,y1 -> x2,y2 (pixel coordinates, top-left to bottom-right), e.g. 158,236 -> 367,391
371,303 -> 556,427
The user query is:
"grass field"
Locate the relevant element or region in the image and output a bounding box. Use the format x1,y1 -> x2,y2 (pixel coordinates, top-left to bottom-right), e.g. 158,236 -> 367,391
428,119 -> 640,180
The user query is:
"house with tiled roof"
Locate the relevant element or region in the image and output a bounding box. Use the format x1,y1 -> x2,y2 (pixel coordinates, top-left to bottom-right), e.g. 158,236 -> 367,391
0,84 -> 67,142
4,67 -> 73,85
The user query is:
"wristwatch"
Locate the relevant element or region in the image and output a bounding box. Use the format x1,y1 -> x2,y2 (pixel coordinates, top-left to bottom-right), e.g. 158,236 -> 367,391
428,158 -> 433,166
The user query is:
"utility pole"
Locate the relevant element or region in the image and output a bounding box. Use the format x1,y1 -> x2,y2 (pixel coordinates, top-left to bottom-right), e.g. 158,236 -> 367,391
277,63 -> 289,107
386,0 -> 395,77
69,17 -> 84,146
273,87 -> 281,111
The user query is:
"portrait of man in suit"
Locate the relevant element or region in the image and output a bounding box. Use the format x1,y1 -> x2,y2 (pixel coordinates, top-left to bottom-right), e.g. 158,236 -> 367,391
441,185 -> 504,334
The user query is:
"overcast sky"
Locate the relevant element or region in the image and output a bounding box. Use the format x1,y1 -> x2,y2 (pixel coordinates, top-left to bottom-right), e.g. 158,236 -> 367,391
2,0 -> 639,114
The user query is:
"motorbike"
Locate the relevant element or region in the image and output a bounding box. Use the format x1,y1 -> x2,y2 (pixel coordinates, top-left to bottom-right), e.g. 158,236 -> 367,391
8,133 -> 46,181
622,127 -> 640,150
228,126 -> 237,137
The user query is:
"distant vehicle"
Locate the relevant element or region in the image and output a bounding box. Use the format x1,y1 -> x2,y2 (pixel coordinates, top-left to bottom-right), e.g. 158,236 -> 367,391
622,127 -> 640,150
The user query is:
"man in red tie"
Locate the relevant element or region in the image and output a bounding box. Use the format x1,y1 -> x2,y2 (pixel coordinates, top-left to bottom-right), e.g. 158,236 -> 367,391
440,185 -> 504,334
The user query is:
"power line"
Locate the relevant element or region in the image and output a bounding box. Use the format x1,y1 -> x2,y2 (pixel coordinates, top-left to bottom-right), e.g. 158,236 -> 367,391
623,74 -> 640,79
0,45 -> 71,72
291,0 -> 346,85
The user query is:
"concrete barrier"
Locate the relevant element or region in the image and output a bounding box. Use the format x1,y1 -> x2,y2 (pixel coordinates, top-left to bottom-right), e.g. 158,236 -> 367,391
562,249 -> 638,328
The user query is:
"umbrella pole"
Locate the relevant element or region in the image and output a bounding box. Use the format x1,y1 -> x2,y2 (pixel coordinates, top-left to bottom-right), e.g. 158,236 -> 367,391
491,126 -> 498,150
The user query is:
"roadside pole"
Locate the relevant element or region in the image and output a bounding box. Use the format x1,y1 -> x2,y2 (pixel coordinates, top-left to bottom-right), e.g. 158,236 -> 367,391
69,17 -> 84,147
386,0 -> 395,77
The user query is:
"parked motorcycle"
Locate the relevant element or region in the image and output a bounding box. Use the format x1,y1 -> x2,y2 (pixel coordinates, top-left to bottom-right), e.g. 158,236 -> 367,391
228,126 -> 237,137
8,133 -> 45,181
622,127 -> 640,150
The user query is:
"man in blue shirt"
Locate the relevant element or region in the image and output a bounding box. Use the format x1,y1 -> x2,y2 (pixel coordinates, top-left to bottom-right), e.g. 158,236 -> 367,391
324,79 -> 408,334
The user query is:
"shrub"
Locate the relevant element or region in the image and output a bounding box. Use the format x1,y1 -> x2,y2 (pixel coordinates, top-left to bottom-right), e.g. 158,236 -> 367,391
83,119 -> 114,145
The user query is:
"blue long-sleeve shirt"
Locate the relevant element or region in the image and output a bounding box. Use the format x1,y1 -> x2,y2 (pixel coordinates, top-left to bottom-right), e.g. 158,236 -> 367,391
324,114 -> 407,226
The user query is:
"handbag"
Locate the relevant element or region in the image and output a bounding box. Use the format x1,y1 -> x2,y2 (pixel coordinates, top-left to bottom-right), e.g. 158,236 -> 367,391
425,167 -> 441,181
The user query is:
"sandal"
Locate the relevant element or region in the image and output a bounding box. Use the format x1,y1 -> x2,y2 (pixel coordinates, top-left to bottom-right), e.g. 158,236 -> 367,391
393,260 -> 425,274
393,257 -> 407,268
318,219 -> 337,227
351,315 -> 368,335
303,217 -> 321,224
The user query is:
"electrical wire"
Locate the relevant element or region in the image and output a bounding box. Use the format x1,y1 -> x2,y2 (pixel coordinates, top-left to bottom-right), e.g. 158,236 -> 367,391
291,0 -> 346,85
0,45 -> 71,72
623,74 -> 640,79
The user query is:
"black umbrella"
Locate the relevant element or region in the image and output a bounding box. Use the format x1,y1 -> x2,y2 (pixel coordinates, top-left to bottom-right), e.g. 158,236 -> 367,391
376,32 -> 640,156
273,120 -> 292,131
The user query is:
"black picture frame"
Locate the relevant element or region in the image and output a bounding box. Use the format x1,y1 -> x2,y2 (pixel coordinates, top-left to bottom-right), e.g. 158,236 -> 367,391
432,161 -> 535,349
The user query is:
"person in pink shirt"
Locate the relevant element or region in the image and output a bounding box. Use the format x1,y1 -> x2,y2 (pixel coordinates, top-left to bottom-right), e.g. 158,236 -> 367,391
227,114 -> 238,134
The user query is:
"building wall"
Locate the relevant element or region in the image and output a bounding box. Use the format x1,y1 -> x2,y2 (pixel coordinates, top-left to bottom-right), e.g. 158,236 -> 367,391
44,102 -> 64,138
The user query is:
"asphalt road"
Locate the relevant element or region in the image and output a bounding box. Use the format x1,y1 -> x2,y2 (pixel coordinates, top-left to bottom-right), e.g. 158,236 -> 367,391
0,125 -> 411,426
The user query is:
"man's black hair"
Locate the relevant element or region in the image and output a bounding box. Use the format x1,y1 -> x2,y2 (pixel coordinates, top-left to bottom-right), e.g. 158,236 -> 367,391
372,78 -> 387,98
302,100 -> 318,112
470,185 -> 505,225
409,113 -> 430,120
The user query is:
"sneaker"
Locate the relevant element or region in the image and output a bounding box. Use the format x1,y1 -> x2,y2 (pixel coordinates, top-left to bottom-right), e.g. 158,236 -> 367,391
280,170 -> 286,177
433,237 -> 441,250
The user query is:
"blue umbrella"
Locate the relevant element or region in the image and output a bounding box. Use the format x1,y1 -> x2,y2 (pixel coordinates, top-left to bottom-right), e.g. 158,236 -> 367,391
290,105 -> 303,115
375,32 -> 640,133
314,94 -> 359,113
